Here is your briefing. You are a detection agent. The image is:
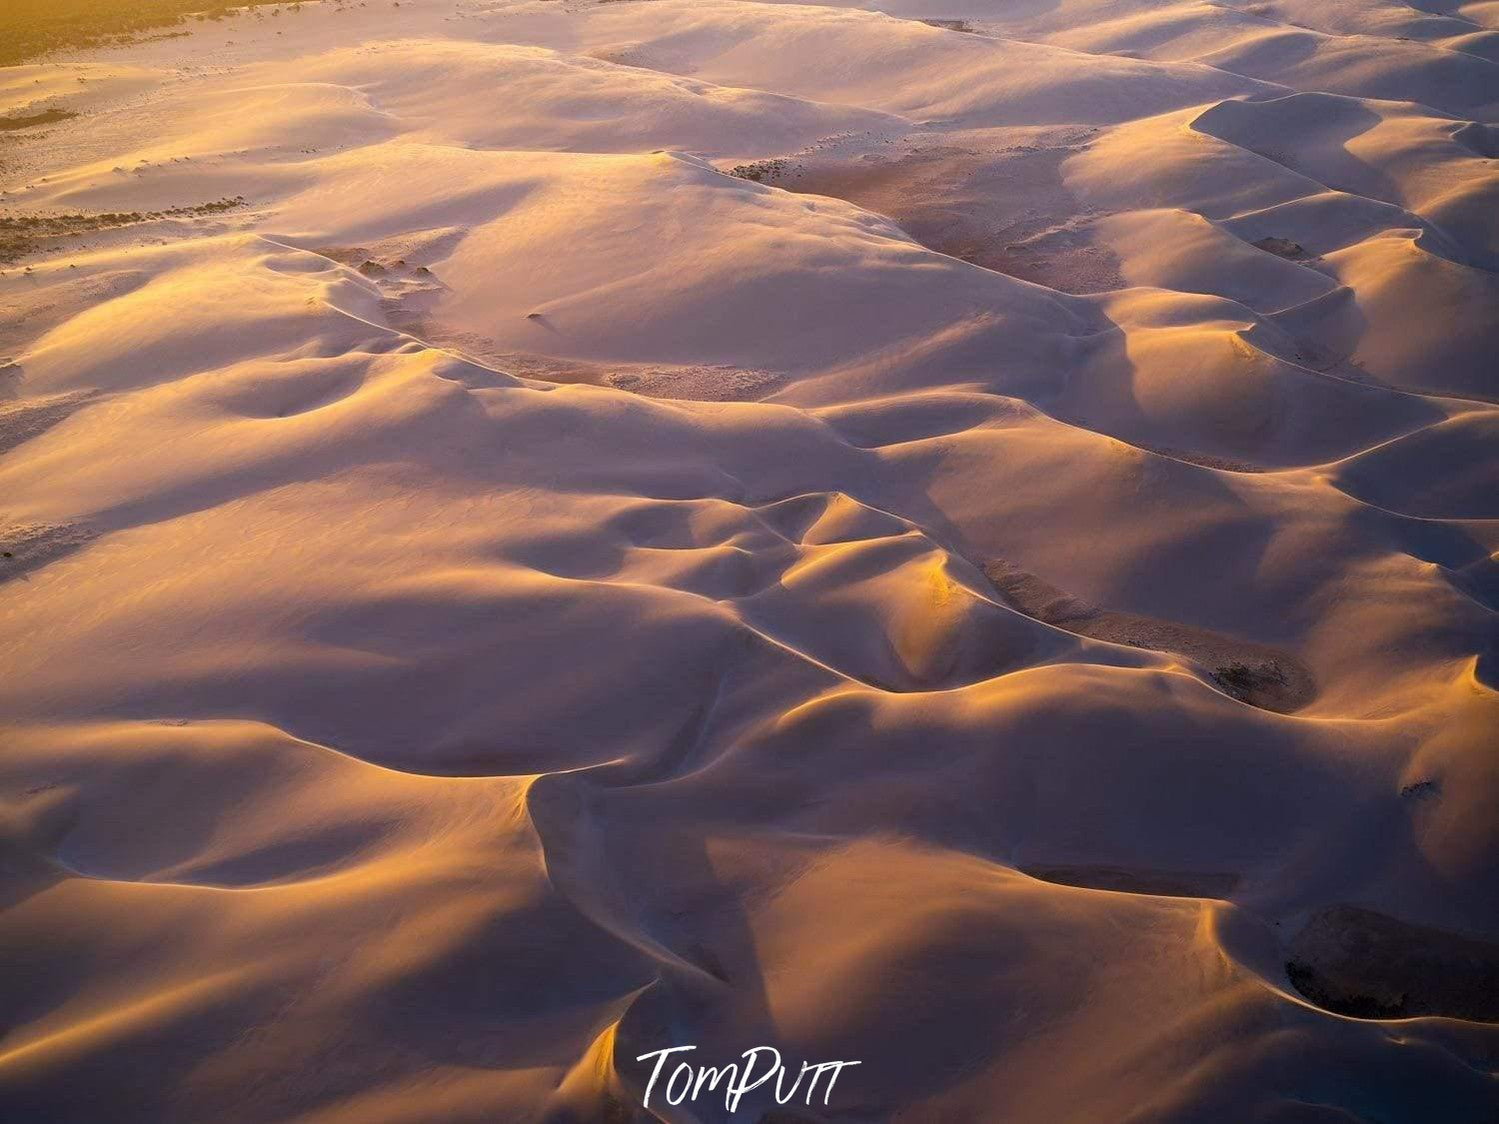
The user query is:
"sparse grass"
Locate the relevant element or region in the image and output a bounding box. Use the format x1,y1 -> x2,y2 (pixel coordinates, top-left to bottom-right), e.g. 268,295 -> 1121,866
1285,960 -> 1408,1019
0,108 -> 79,132
1252,235 -> 1310,260
1212,660 -> 1287,701
0,0 -> 287,68
729,159 -> 788,183
0,196 -> 246,265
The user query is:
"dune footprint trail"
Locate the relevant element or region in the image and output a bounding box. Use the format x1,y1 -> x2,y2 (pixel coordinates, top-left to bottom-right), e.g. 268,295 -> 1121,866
0,0 -> 1497,1121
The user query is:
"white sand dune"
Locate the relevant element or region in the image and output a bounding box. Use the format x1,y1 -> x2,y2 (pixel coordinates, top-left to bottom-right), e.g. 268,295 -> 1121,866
1,0 -> 1496,1121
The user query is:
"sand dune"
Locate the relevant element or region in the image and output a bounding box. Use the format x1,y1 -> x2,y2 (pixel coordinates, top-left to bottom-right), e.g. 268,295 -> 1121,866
1,0 -> 1496,1120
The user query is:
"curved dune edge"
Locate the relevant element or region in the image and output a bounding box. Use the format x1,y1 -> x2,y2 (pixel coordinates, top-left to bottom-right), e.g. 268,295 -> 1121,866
1,0 -> 1497,1120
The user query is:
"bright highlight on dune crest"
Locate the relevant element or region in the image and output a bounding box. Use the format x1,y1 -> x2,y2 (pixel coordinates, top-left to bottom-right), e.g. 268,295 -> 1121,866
1,0 -> 1496,1120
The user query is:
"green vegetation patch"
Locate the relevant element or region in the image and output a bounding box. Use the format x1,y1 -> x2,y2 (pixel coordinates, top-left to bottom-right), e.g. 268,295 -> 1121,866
0,0 -> 289,68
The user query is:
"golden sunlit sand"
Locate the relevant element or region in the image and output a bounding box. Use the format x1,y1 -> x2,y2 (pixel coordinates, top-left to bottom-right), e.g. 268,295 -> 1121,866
1,0 -> 1496,1120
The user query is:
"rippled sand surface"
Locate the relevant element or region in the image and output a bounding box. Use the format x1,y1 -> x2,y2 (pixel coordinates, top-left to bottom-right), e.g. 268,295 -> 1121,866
1,1 -> 1497,1120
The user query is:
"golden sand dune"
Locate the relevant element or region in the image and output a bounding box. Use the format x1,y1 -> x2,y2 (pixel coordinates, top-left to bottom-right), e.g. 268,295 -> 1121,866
0,0 -> 1496,1120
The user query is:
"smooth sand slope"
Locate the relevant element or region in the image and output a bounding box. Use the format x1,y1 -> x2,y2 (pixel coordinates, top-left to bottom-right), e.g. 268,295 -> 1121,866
1,1 -> 1497,1121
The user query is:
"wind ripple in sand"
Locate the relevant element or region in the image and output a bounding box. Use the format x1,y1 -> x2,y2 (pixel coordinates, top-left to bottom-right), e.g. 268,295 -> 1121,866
0,0 -> 1496,1121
